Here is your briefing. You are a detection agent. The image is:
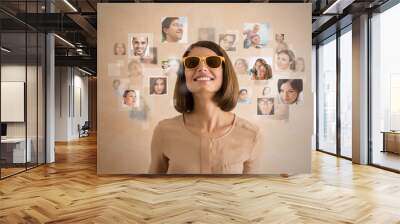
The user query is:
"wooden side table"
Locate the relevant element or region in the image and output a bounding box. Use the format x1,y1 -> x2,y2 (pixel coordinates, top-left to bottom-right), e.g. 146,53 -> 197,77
381,131 -> 400,154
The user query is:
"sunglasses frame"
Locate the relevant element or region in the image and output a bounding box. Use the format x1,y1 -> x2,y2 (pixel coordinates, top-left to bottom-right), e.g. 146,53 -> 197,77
182,56 -> 225,69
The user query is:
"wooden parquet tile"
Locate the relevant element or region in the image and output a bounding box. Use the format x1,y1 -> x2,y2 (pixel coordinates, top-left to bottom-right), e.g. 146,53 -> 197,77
1,134 -> 400,224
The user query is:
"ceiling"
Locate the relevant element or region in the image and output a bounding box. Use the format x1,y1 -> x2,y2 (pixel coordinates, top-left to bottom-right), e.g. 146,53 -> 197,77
0,0 -> 391,75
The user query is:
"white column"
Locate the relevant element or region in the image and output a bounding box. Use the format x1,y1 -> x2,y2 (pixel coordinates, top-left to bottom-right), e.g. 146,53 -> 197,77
352,14 -> 369,164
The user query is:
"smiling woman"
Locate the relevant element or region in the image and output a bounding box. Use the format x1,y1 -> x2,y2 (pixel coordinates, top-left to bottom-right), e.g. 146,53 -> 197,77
148,41 -> 264,174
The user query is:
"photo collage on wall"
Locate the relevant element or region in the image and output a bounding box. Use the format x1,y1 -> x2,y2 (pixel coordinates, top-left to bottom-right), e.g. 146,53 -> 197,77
108,17 -> 305,121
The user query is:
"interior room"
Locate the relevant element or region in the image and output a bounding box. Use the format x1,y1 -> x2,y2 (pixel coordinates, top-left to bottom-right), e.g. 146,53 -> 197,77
0,0 -> 399,223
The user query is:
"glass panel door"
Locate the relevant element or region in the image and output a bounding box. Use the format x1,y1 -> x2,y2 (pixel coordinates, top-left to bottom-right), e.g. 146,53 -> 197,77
317,36 -> 337,154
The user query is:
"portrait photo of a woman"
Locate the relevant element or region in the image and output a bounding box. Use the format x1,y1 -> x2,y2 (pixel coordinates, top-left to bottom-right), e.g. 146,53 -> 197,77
122,89 -> 139,108
113,42 -> 126,56
234,58 -> 249,76
149,77 -> 167,95
275,49 -> 296,71
149,41 -> 263,174
278,79 -> 303,104
250,58 -> 272,80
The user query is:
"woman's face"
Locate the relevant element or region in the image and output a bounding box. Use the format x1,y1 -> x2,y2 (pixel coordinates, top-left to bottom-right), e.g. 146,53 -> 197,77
280,82 -> 298,104
115,43 -> 125,55
258,98 -> 273,115
277,53 -> 291,70
184,47 -> 223,96
154,79 -> 166,94
255,61 -> 262,71
257,65 -> 267,79
235,59 -> 247,74
124,91 -> 136,106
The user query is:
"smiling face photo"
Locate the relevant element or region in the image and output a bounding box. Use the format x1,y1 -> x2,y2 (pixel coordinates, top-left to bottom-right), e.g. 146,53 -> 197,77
161,17 -> 188,43
249,57 -> 273,80
257,97 -> 274,115
129,33 -> 153,58
243,23 -> 269,49
278,79 -> 303,104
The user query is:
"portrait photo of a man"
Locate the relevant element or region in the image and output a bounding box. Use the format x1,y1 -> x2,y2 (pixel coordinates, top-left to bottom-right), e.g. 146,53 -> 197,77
129,33 -> 152,58
161,17 -> 188,43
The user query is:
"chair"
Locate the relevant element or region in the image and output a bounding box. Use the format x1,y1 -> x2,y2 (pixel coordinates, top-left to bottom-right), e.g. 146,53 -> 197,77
78,121 -> 90,138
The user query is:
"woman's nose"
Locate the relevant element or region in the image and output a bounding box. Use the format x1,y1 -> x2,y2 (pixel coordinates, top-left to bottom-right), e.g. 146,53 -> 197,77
197,60 -> 209,72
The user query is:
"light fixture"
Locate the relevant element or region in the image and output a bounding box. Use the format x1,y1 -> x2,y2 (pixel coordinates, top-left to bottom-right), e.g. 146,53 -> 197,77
322,0 -> 354,15
1,47 -> 11,53
77,67 -> 93,76
63,0 -> 78,12
54,34 -> 75,48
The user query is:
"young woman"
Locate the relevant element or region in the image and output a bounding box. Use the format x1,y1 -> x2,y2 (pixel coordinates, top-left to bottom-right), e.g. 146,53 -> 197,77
276,49 -> 296,71
149,41 -> 263,174
278,79 -> 303,104
250,58 -> 272,80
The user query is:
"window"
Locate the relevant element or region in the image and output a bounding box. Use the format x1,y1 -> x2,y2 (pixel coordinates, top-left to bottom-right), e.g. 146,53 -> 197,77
371,2 -> 400,171
317,36 -> 337,154
340,28 -> 352,158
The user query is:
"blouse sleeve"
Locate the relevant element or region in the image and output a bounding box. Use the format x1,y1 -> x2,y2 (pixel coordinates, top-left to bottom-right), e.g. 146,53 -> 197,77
148,123 -> 169,174
243,130 -> 263,174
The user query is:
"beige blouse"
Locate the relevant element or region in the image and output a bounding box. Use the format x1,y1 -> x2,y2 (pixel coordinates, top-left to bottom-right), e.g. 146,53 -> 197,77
148,114 -> 263,174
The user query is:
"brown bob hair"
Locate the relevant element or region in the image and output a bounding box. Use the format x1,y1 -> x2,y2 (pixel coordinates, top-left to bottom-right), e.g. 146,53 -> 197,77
174,41 -> 239,113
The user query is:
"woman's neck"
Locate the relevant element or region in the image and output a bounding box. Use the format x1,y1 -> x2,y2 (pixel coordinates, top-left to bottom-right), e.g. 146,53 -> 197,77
184,94 -> 233,135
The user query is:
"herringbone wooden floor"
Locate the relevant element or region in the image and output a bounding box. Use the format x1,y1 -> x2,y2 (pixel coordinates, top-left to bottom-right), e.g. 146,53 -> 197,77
1,135 -> 400,224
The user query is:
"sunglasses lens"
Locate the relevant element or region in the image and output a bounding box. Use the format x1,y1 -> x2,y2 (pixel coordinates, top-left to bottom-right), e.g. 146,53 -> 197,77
206,56 -> 222,68
184,57 -> 200,69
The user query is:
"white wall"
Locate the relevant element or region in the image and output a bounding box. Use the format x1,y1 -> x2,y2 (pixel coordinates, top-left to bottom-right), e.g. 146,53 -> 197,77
54,67 -> 89,141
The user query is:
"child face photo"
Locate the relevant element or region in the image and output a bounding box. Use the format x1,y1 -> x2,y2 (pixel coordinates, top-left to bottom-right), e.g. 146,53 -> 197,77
161,17 -> 188,43
243,23 -> 270,49
149,77 -> 168,95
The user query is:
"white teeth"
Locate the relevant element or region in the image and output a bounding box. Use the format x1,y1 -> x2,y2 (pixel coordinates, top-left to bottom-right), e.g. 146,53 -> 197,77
196,77 -> 212,81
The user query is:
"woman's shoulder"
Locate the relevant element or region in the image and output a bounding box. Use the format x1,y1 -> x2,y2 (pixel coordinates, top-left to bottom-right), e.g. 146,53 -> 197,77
234,116 -> 260,137
155,115 -> 183,130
